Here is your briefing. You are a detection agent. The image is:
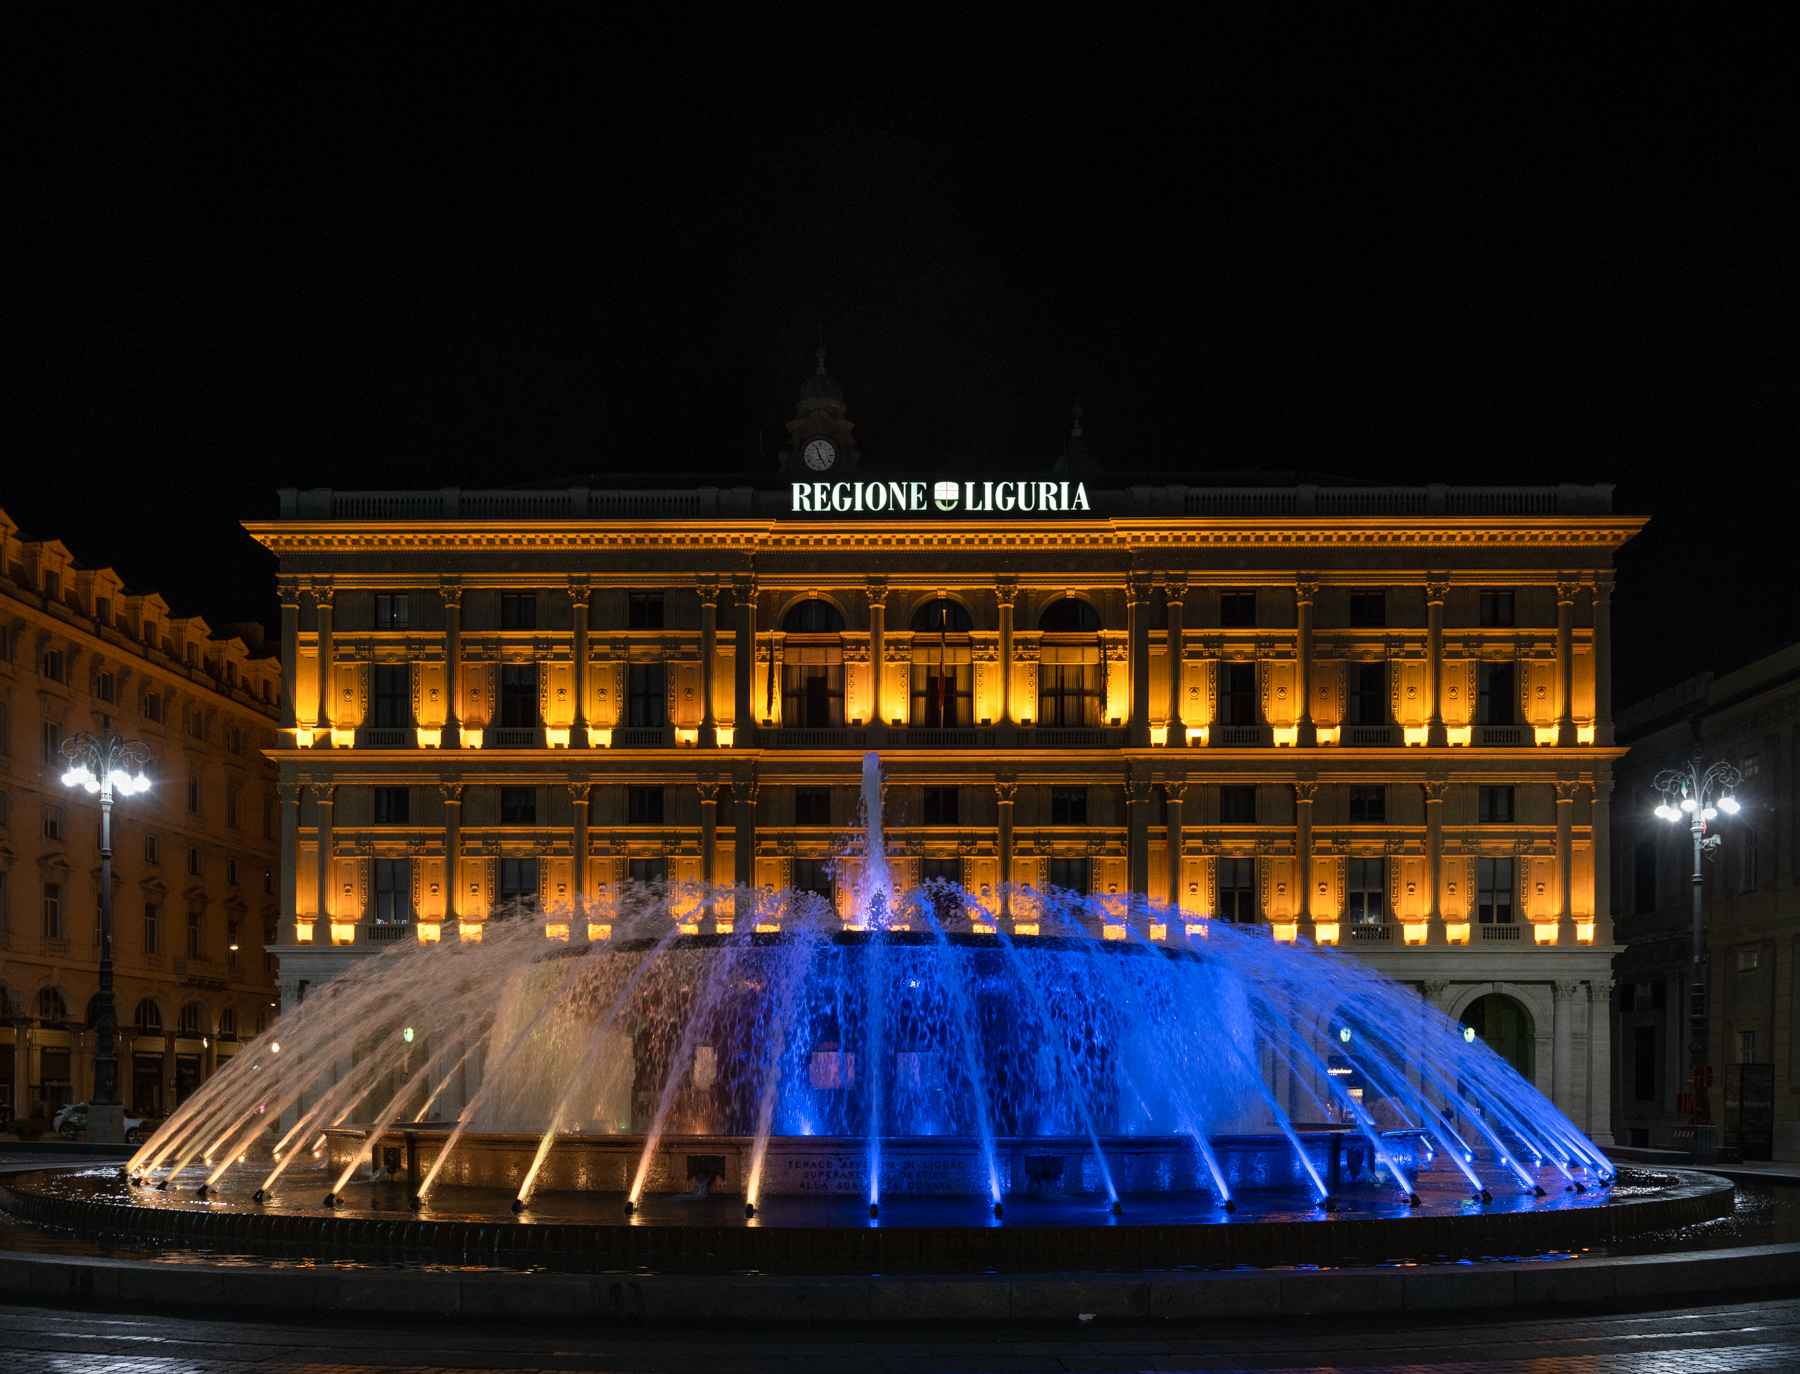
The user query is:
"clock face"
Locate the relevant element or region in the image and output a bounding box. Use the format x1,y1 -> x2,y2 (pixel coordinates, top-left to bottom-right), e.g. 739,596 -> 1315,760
803,438 -> 837,471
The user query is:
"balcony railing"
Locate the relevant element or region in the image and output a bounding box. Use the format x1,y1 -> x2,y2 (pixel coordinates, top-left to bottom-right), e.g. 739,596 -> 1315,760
886,728 -> 997,749
1479,922 -> 1523,942
1347,923 -> 1392,943
366,922 -> 412,942
355,727 -> 413,748
1213,725 -> 1266,747
611,726 -> 670,748
1476,725 -> 1526,746
483,726 -> 544,749
1022,728 -> 1127,748
760,728 -> 869,749
1344,725 -> 1394,747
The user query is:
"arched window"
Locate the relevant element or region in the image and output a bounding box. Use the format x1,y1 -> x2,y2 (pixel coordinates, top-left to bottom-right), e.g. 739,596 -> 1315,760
38,987 -> 68,1021
86,993 -> 113,1026
782,599 -> 845,634
1461,993 -> 1536,1080
179,1002 -> 207,1037
135,999 -> 163,1033
0,986 -> 12,1018
218,1008 -> 240,1039
910,599 -> 973,633
1038,597 -> 1102,632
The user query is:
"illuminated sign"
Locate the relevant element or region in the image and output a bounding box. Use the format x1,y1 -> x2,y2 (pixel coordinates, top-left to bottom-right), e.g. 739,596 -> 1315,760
790,480 -> 1092,515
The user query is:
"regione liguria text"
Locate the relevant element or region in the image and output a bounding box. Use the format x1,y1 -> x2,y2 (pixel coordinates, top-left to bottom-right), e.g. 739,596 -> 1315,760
791,479 -> 1093,515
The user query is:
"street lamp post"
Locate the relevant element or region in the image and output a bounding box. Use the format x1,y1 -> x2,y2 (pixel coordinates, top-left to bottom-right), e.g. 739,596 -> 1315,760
1652,749 -> 1741,1132
60,719 -> 153,1145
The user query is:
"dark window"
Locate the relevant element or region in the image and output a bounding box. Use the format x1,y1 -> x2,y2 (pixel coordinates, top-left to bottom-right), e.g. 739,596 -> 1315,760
143,903 -> 159,954
1345,857 -> 1385,923
500,593 -> 537,630
1219,785 -> 1257,824
187,776 -> 201,813
919,857 -> 961,919
1349,786 -> 1386,822
1349,592 -> 1386,627
911,660 -> 972,727
1478,590 -> 1515,627
1219,592 -> 1256,628
226,858 -> 238,885
1478,786 -> 1515,823
1050,786 -> 1088,825
922,787 -> 958,825
782,599 -> 845,633
187,847 -> 200,875
1219,663 -> 1257,727
1038,597 -> 1102,632
97,671 -> 116,703
144,692 -> 163,723
43,882 -> 62,939
627,663 -> 667,727
372,664 -> 411,727
135,999 -> 162,1032
628,857 -> 667,884
628,786 -> 665,824
783,663 -> 844,728
1477,857 -> 1514,923
1348,663 -> 1387,726
374,594 -> 409,629
226,786 -> 240,828
43,804 -> 62,841
499,857 -> 538,906
42,649 -> 65,683
186,909 -> 202,957
374,787 -> 410,824
792,858 -> 833,898
500,664 -> 538,728
43,720 -> 61,764
794,787 -> 831,826
910,599 -> 973,632
1036,663 -> 1100,727
1478,662 -> 1516,725
1217,858 -> 1256,922
1048,856 -> 1090,892
1633,839 -> 1658,914
628,593 -> 664,629
1633,1025 -> 1657,1101
143,835 -> 159,864
219,1008 -> 239,1039
373,858 -> 410,923
500,787 -> 537,824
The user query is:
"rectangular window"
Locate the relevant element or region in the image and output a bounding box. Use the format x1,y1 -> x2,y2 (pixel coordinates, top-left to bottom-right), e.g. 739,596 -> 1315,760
143,903 -> 159,955
1219,662 -> 1257,727
262,798 -> 276,840
1219,785 -> 1257,825
1740,1030 -> 1757,1064
1345,856 -> 1386,923
500,593 -> 537,630
919,857 -> 961,918
628,857 -> 667,885
794,787 -> 831,826
1348,663 -> 1387,726
782,663 -> 844,728
1736,948 -> 1760,972
1036,663 -> 1100,728
42,648 -> 65,683
499,857 -> 538,907
187,776 -> 201,813
0,701 -> 8,754
1217,858 -> 1256,922
374,786 -> 410,824
922,787 -> 959,825
43,882 -> 62,939
0,790 -> 7,826
792,858 -> 833,899
628,593 -> 664,629
43,721 -> 61,764
1477,857 -> 1514,924
226,786 -> 240,828
1479,590 -> 1516,627
628,786 -> 665,824
372,664 -> 411,728
187,847 -> 200,876
374,858 -> 411,924
43,804 -> 63,841
627,663 -> 667,727
227,920 -> 240,968
1478,786 -> 1515,823
187,909 -> 202,958
43,570 -> 61,601
1349,591 -> 1386,627
144,692 -> 163,723
499,663 -> 538,728
1634,839 -> 1658,914
1349,786 -> 1386,823
143,835 -> 159,864
97,671 -> 116,704
226,858 -> 238,885
1633,1025 -> 1657,1101
1050,786 -> 1088,825
226,726 -> 242,754
374,594 -> 409,629
1477,662 -> 1516,726
0,870 -> 8,934
910,661 -> 973,728
1219,592 -> 1256,628
1741,826 -> 1759,891
499,786 -> 537,825
95,595 -> 111,625
1048,856 -> 1090,893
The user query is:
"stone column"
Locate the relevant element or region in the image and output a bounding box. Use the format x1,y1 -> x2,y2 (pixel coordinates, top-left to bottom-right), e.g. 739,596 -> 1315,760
567,780 -> 590,916
733,575 -> 756,746
1166,578 -> 1187,745
697,577 -> 718,747
867,580 -> 888,730
1592,773 -> 1614,944
1426,578 -> 1449,747
995,780 -> 1017,918
1128,577 -> 1152,746
1593,573 -> 1614,746
996,580 -> 1016,730
440,582 -> 462,749
439,782 -> 462,930
278,779 -> 302,938
1588,981 -> 1615,1144
278,577 -> 300,741
1555,779 -> 1577,943
162,1027 -> 175,1115
570,578 -> 590,748
1295,781 -> 1317,932
698,779 -> 719,889
733,767 -> 757,886
1126,772 -> 1150,898
1294,579 -> 1316,747
1552,980 -> 1580,1113
1165,781 -> 1186,909
313,582 -> 335,746
1420,981 -> 1450,1102
1556,577 -> 1578,747
313,783 -> 335,931
1424,781 -> 1447,943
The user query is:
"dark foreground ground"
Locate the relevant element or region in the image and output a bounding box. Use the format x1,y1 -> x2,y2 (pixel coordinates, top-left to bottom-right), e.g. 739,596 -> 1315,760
2,1293 -> 1798,1373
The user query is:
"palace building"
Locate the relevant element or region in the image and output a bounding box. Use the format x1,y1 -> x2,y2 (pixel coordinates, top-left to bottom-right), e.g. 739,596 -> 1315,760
250,359 -> 1641,1142
0,507 -> 283,1125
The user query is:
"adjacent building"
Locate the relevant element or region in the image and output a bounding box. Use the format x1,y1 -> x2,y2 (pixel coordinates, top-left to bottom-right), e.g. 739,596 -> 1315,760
1611,642 -> 1800,1160
250,363 -> 1641,1142
0,507 -> 283,1124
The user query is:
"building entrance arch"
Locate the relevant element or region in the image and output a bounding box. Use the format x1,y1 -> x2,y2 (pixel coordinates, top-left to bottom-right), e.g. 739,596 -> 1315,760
1461,993 -> 1536,1081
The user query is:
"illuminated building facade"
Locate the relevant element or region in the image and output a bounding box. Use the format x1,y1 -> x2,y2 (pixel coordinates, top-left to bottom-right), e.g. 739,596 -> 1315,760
0,508 -> 283,1124
251,365 -> 1640,1140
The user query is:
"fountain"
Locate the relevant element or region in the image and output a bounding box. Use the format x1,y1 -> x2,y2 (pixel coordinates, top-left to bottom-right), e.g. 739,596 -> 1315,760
3,752 -> 1704,1275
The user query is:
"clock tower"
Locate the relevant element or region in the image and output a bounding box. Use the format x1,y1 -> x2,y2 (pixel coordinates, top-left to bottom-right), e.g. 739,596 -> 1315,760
778,348 -> 861,476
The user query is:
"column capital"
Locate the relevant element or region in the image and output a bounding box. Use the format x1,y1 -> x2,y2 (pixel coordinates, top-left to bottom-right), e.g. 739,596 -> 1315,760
1164,779 -> 1188,805
993,781 -> 1018,805
1127,576 -> 1154,605
696,575 -> 720,605
277,780 -> 304,806
310,578 -> 335,610
1556,576 -> 1581,604
310,782 -> 337,806
1425,579 -> 1451,604
1294,578 -> 1319,603
1554,780 -> 1580,803
1553,979 -> 1583,1001
565,779 -> 593,806
696,776 -> 723,803
1588,980 -> 1614,1002
993,577 -> 1017,608
277,576 -> 303,609
1294,781 -> 1319,804
1423,781 -> 1450,804
1422,979 -> 1450,1003
733,572 -> 759,599
437,781 -> 464,806
865,577 -> 891,607
1591,569 -> 1615,603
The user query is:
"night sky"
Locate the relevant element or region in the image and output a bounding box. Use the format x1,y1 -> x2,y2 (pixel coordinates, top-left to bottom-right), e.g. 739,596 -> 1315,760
3,10 -> 1793,704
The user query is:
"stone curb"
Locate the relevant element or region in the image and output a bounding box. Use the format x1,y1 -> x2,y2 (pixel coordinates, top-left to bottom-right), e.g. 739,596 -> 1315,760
1,1240 -> 1797,1321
